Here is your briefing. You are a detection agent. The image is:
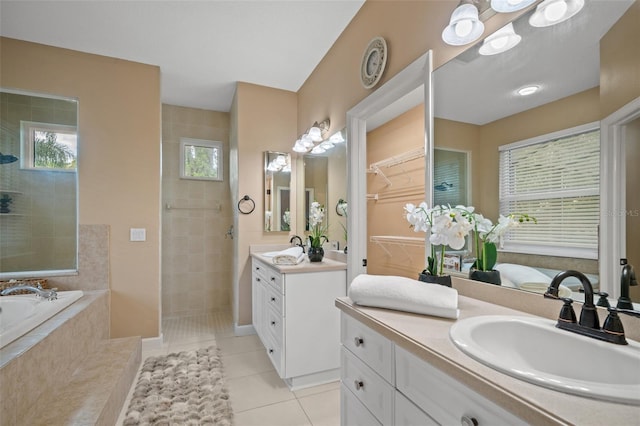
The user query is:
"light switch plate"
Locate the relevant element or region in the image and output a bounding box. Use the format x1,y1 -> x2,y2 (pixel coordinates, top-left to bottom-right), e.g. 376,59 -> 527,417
130,228 -> 146,242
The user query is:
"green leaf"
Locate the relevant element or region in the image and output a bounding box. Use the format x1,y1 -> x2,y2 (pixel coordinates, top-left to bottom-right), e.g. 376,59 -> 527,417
482,242 -> 498,271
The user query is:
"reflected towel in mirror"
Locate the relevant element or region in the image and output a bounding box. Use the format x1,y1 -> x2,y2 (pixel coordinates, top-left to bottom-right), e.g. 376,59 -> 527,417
272,246 -> 304,265
348,274 -> 459,319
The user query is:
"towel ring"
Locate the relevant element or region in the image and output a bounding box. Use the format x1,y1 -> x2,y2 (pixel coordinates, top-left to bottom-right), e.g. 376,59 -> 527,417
238,195 -> 255,215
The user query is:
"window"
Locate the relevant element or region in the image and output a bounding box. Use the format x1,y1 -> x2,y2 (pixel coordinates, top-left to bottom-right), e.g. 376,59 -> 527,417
179,138 -> 223,181
499,123 -> 600,259
434,148 -> 470,207
20,121 -> 77,171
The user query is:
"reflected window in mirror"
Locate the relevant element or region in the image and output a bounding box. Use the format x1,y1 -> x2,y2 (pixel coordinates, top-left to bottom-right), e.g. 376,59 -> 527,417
499,123 -> 600,259
434,148 -> 469,207
1,89 -> 78,277
264,151 -> 291,232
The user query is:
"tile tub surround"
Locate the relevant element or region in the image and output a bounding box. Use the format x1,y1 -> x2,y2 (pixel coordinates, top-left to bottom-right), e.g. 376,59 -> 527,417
336,295 -> 640,425
0,290 -> 110,424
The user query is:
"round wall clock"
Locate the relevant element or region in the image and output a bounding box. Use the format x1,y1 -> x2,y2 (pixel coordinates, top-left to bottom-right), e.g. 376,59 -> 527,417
360,36 -> 388,89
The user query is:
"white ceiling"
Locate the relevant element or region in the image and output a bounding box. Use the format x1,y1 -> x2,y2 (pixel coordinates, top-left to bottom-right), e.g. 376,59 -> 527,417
0,0 -> 365,112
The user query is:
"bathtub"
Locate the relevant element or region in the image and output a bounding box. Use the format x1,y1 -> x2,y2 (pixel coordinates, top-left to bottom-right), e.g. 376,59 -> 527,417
0,290 -> 83,349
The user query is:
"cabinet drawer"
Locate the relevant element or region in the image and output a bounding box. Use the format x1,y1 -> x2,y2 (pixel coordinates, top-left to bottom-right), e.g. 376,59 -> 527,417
395,391 -> 438,426
253,259 -> 269,281
395,346 -> 527,426
265,269 -> 283,293
264,333 -> 284,377
341,314 -> 394,384
266,284 -> 283,316
264,305 -> 284,347
340,384 -> 382,426
341,347 -> 394,425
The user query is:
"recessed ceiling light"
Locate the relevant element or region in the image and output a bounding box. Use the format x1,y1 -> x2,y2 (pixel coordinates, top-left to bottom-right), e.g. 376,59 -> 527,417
517,85 -> 540,96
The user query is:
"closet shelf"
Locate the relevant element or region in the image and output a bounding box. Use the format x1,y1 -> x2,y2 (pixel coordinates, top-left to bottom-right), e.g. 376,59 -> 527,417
367,147 -> 425,185
370,235 -> 425,261
367,185 -> 424,202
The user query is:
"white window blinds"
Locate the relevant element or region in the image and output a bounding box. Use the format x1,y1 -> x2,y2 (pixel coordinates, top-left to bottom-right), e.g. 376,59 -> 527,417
499,123 -> 600,258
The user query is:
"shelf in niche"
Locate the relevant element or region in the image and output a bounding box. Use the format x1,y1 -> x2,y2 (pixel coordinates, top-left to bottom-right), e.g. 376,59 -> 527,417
367,185 -> 424,202
0,190 -> 23,195
0,213 -> 24,217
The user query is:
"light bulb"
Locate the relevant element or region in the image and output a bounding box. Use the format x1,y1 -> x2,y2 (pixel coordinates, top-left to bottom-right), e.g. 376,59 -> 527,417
544,0 -> 568,22
455,19 -> 473,37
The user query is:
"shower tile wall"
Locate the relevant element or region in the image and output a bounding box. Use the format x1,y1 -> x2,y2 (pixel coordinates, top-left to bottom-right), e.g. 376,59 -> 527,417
162,105 -> 232,318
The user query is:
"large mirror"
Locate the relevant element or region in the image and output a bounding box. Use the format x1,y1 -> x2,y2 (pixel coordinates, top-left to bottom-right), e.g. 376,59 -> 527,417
0,89 -> 79,277
432,1 -> 636,299
300,132 -> 347,247
264,151 -> 291,232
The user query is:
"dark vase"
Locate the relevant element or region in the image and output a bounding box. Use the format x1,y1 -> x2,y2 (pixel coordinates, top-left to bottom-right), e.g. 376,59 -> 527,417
418,272 -> 452,287
308,246 -> 324,262
469,268 -> 501,285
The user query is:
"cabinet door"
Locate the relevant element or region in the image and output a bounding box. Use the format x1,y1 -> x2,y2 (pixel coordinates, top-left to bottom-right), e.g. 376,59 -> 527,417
396,346 -> 527,426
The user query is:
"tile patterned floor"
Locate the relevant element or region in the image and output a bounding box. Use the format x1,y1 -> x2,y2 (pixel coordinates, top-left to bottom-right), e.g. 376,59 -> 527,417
116,311 -> 340,426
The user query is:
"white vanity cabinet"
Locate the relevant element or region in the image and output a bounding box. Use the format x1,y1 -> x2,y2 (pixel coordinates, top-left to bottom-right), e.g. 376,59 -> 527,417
340,313 -> 526,426
251,256 -> 347,390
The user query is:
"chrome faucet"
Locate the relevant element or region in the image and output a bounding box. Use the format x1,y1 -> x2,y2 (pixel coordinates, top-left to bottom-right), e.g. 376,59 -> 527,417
1,285 -> 58,301
616,260 -> 638,310
289,235 -> 305,253
544,270 -> 627,345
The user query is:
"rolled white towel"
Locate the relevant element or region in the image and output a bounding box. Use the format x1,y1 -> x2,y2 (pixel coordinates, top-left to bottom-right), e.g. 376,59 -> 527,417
348,274 -> 459,319
272,246 -> 304,265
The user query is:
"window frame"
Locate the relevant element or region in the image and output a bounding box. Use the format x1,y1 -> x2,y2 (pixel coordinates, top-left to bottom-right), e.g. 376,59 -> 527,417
179,137 -> 223,181
20,121 -> 78,172
498,122 -> 600,259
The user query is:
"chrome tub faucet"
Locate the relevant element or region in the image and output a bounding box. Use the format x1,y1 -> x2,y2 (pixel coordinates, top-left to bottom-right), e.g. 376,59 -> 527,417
1,284 -> 58,301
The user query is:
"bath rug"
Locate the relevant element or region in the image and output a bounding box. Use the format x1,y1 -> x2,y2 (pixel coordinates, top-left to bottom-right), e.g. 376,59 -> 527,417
123,346 -> 233,425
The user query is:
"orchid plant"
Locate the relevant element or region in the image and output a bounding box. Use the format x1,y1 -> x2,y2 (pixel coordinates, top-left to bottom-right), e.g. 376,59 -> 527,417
404,203 -> 474,276
469,212 -> 536,271
308,201 -> 328,248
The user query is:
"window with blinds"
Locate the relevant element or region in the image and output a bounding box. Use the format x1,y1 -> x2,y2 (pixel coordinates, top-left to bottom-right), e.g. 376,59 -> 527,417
498,123 -> 600,259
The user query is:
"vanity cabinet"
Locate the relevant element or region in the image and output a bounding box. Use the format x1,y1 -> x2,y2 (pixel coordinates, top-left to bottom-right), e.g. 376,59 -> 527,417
340,313 -> 526,426
251,257 -> 347,390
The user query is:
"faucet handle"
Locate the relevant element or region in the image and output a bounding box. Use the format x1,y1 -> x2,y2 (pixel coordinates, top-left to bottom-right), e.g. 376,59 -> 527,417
603,308 -> 627,344
558,298 -> 577,323
596,292 -> 611,308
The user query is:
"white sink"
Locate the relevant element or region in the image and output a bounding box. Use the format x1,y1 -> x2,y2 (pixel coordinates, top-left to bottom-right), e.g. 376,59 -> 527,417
449,315 -> 640,405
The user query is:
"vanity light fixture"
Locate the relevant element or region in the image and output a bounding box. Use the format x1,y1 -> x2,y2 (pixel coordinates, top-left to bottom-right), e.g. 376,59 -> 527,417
329,130 -> 345,144
266,155 -> 291,173
442,0 -> 485,46
490,0 -> 537,13
517,85 -> 540,96
529,0 -> 584,27
478,22 -> 521,56
292,118 -> 332,153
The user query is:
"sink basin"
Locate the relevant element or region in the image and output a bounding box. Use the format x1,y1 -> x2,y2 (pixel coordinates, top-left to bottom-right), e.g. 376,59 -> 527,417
449,315 -> 640,405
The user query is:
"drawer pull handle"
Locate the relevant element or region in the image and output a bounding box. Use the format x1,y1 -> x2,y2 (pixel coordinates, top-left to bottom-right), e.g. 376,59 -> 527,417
271,277 -> 276,281
354,380 -> 364,390
461,415 -> 479,426
271,321 -> 276,326
271,297 -> 276,302
256,278 -> 261,282
354,337 -> 364,347
269,349 -> 274,354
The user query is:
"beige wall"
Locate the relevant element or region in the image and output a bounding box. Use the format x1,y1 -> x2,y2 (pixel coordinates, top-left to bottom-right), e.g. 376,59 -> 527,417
600,1 -> 640,118
233,82 -> 297,326
1,37 -> 162,338
161,105 -> 232,317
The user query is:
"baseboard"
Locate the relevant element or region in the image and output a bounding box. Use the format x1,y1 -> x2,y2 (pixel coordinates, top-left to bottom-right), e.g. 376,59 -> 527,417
234,323 -> 256,337
141,333 -> 165,351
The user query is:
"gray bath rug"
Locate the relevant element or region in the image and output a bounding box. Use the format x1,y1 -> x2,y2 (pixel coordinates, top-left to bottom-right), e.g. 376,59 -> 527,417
123,346 -> 233,425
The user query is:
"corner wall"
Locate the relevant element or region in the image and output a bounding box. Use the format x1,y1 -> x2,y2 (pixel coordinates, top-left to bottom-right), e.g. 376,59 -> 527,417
0,37 -> 162,338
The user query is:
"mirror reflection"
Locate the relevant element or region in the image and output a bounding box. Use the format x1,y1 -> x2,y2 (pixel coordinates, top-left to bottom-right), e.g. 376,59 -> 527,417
433,1 -> 635,295
0,89 -> 78,276
263,151 -> 291,232
297,129 -> 347,248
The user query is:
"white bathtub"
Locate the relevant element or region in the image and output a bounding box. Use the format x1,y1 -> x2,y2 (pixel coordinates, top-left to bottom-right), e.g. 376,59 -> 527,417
0,290 -> 84,349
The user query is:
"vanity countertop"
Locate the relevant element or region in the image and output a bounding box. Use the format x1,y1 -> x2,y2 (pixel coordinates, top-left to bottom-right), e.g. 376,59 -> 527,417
251,252 -> 346,274
336,295 -> 640,426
